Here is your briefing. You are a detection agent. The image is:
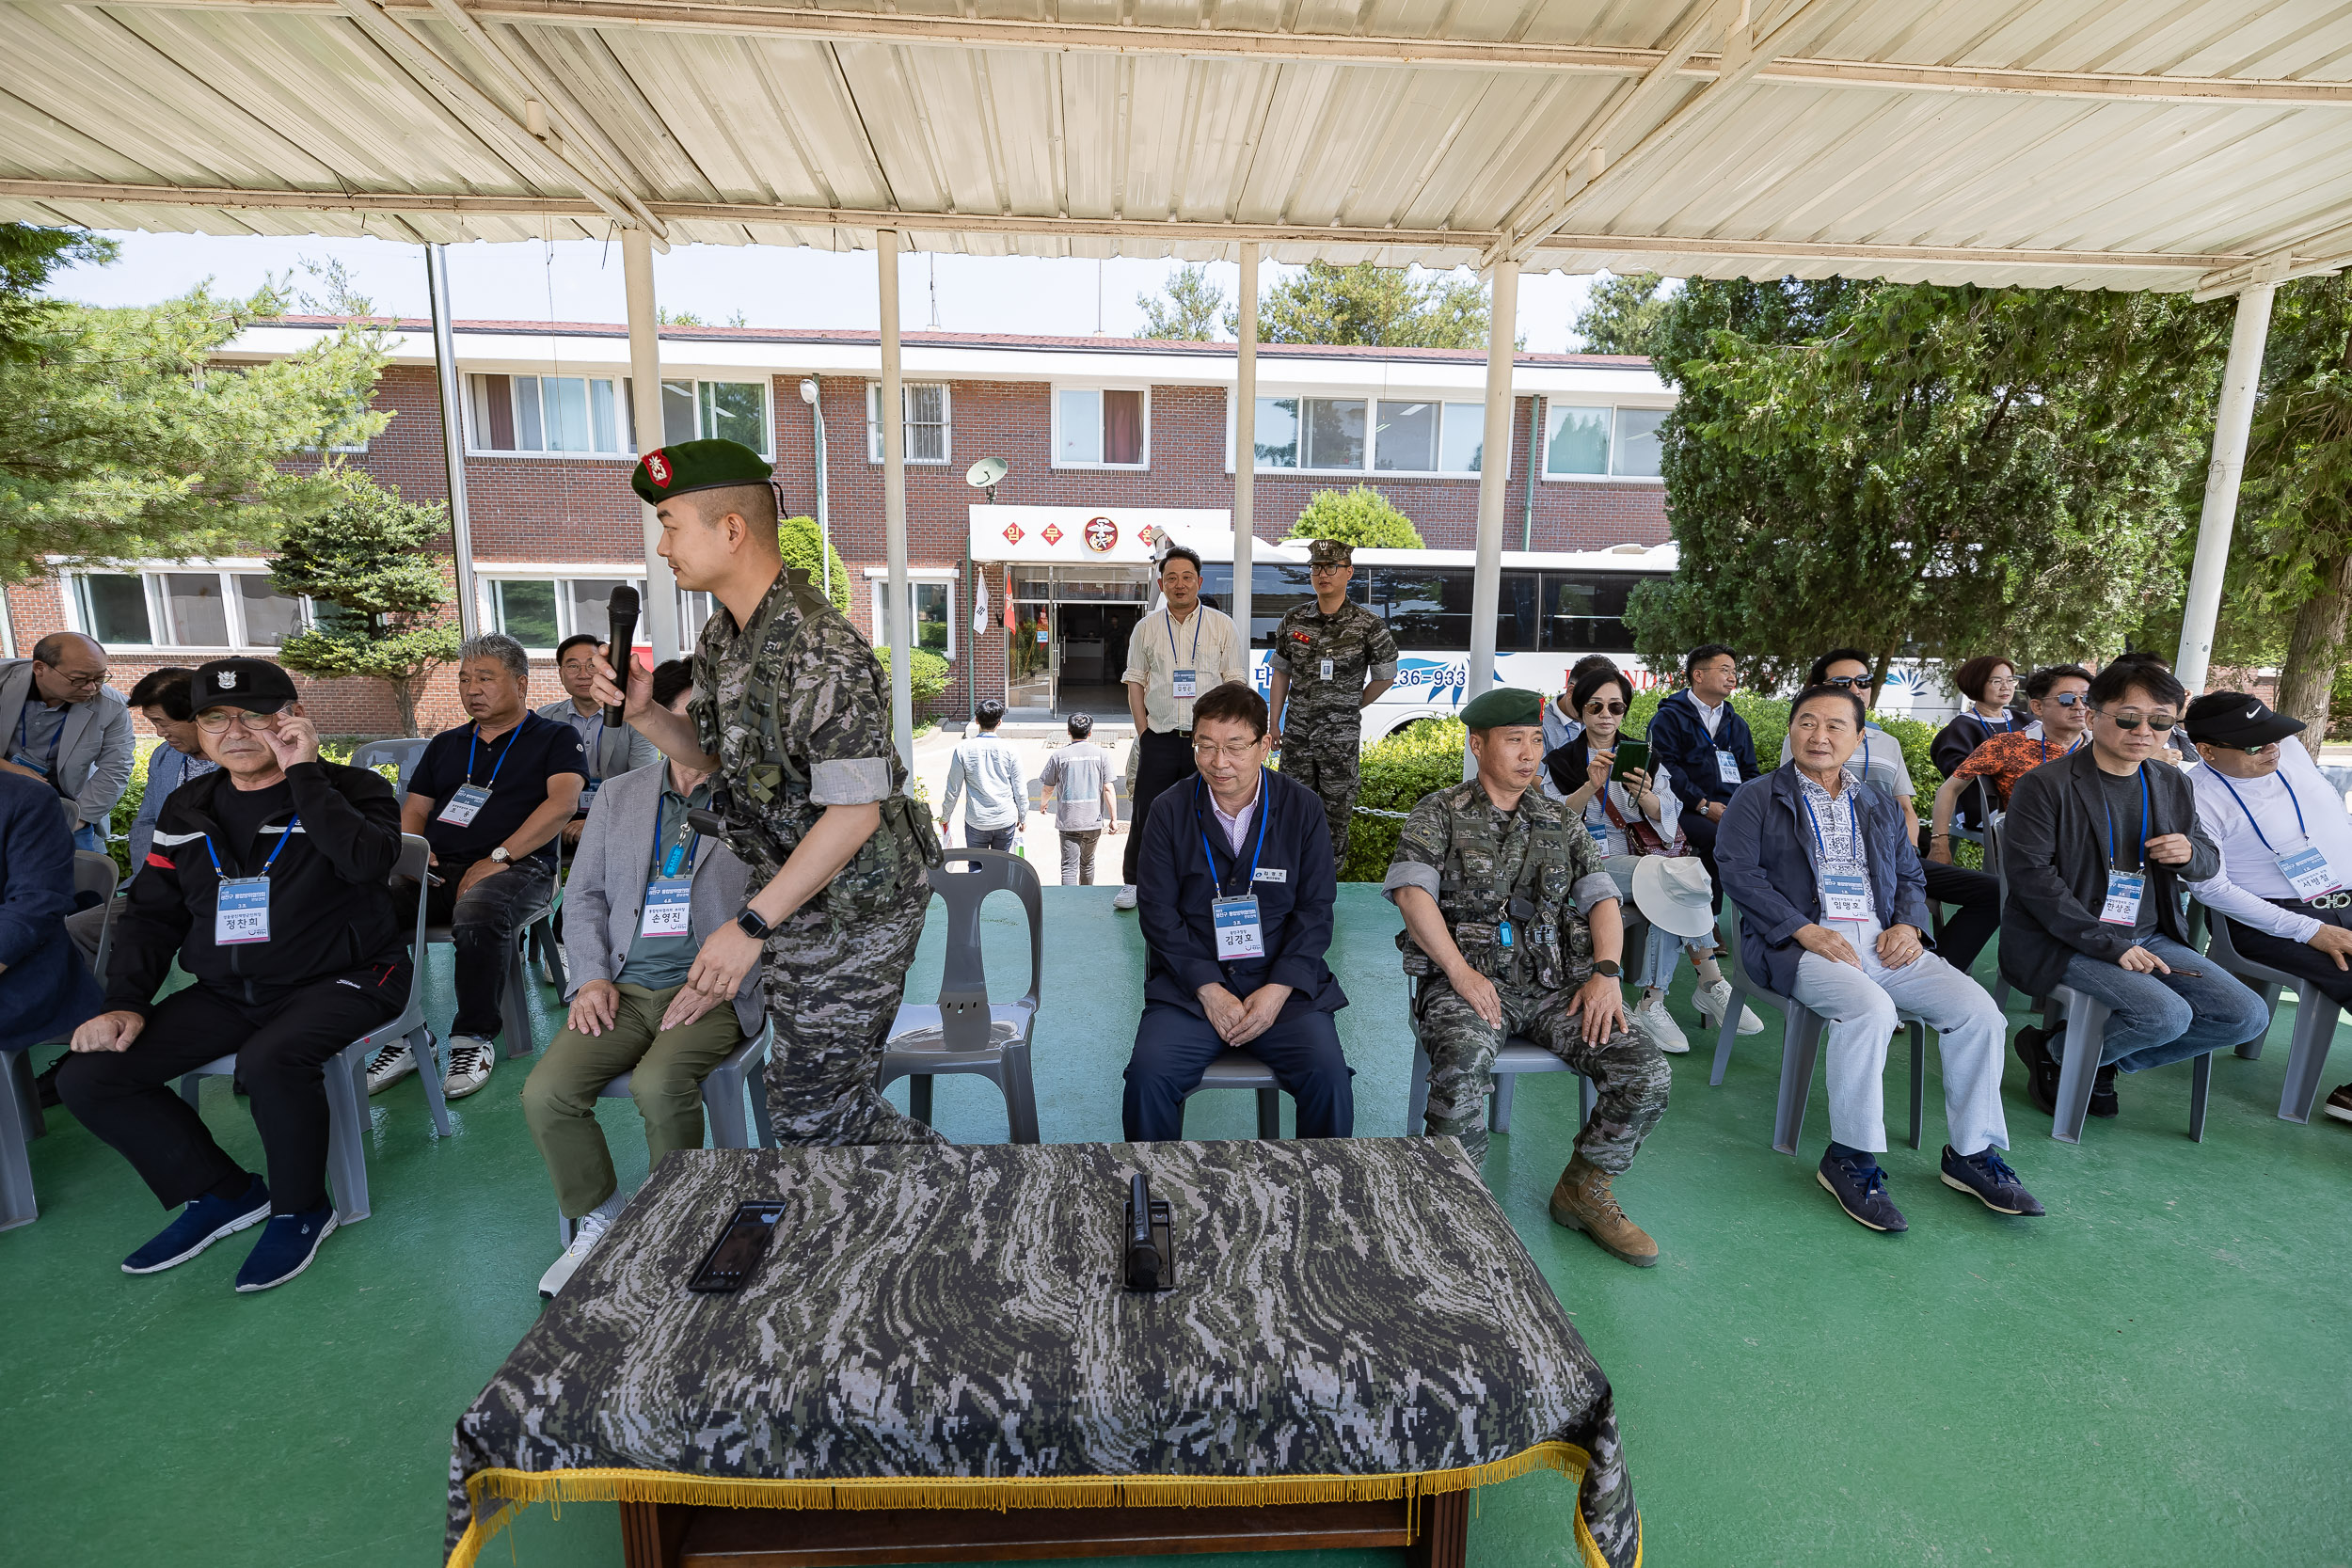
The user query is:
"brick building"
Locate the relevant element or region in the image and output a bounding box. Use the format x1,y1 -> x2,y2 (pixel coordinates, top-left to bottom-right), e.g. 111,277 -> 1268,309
0,317 -> 1673,738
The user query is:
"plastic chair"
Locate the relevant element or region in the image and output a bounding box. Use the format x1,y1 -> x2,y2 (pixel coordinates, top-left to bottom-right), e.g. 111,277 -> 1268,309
1709,907 -> 1928,1155
1178,1050 -> 1287,1138
2197,904 -> 2340,1124
0,1048 -> 42,1230
555,1024 -> 774,1244
348,736 -> 431,798
176,834 -> 438,1224
1403,975 -> 1598,1138
878,848 -> 1043,1143
2042,983 -> 2214,1144
72,849 -> 120,982
423,833 -> 563,1060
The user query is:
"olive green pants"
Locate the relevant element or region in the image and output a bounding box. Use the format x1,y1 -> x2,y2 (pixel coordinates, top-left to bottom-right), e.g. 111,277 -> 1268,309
522,982 -> 746,1218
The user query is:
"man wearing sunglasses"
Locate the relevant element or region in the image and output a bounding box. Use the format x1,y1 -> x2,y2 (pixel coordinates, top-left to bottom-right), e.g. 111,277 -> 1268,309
1998,662 -> 2269,1121
2181,692 -> 2352,1122
0,631 -> 135,853
1927,665 -> 2092,851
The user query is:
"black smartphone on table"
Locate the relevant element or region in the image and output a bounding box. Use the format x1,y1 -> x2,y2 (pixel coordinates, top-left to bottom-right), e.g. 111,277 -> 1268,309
1608,739 -> 1650,783
687,1201 -> 786,1293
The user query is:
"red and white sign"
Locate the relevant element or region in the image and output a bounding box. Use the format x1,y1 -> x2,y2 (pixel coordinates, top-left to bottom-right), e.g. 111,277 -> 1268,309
968,506 -> 1229,564
1040,522 -> 1064,546
1083,515 -> 1119,553
1001,521 -> 1025,546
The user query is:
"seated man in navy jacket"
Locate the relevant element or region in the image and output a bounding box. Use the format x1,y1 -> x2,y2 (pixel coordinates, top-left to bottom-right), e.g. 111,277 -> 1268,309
1123,681 -> 1352,1141
1643,642 -> 1761,1037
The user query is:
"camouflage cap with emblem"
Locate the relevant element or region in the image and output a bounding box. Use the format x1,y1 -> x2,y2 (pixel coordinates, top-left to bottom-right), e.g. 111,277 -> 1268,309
1306,538 -> 1354,569
631,437 -> 774,505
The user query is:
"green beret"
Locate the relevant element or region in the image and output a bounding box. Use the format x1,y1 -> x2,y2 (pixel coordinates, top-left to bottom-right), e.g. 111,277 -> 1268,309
1460,687 -> 1544,732
631,438 -> 773,505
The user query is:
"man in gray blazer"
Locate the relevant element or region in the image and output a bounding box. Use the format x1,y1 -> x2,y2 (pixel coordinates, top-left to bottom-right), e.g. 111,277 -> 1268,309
0,632 -> 135,852
540,633 -> 659,848
523,659 -> 761,1298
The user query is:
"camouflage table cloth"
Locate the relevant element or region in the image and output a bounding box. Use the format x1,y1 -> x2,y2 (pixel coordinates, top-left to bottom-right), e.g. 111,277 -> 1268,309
445,1138 -> 1639,1567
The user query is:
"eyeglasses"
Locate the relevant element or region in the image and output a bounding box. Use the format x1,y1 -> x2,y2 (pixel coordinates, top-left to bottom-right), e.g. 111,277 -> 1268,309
53,670 -> 106,690
195,708 -> 283,735
1581,700 -> 1627,716
2099,709 -> 2179,732
1310,563 -> 1349,575
1192,739 -> 1263,762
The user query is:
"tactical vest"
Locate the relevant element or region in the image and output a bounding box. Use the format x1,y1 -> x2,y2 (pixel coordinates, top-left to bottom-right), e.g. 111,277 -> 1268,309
1398,800 -> 1581,992
716,578 -> 944,921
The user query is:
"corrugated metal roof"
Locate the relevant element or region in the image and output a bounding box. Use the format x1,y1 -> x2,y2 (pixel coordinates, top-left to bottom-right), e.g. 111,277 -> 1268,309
5,0 -> 2350,293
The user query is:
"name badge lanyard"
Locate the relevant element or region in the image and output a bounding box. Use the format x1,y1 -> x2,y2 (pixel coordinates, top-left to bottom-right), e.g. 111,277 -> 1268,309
640,795 -> 702,938
207,813 -> 298,945
1167,608 -> 1203,702
1197,775 -> 1270,961
440,721 -> 523,826
2098,766 -> 2153,927
1975,710 -> 2016,739
2213,767 -> 2343,898
1802,787 -> 1872,923
584,715 -> 606,783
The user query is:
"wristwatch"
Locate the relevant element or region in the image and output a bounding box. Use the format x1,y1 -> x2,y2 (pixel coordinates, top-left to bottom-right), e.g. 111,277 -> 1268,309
1592,959 -> 1622,978
489,847 -> 511,864
735,907 -> 773,941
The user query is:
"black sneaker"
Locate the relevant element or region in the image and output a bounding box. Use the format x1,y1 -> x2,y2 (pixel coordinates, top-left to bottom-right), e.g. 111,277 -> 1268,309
1940,1145 -> 2044,1217
2014,1025 -> 2058,1117
234,1204 -> 339,1292
33,1057 -> 62,1110
2326,1085 -> 2352,1124
2089,1063 -> 2120,1118
122,1176 -> 271,1275
1817,1151 -> 1907,1233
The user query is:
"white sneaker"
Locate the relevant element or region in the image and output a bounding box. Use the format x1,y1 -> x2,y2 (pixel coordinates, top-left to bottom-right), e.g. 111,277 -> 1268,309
1631,994 -> 1690,1054
537,1209 -> 613,1299
1696,978 -> 1764,1037
442,1036 -> 495,1100
364,1041 -> 416,1095
1113,884 -> 1137,911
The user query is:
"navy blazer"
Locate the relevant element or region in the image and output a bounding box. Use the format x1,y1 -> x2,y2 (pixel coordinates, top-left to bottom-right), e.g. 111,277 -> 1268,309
1717,763 -> 1934,998
1136,767 -> 1346,1020
1646,689 -> 1759,812
0,769 -> 102,1053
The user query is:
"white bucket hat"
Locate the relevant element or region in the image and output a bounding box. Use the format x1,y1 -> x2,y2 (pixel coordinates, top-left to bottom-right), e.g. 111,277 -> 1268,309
1632,855 -> 1718,941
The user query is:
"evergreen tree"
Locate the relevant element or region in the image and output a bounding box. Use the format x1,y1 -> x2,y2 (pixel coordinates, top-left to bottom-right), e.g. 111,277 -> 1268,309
1257,261 -> 1490,349
269,473 -> 460,736
1136,263 -> 1230,341
780,515 -> 850,613
1572,272 -> 1672,356
1285,486 -> 1426,549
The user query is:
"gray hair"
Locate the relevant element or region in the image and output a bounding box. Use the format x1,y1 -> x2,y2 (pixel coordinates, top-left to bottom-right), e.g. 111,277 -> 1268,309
458,633 -> 530,686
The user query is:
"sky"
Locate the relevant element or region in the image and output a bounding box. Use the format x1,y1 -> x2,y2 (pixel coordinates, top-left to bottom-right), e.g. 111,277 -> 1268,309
45,230 -> 1610,351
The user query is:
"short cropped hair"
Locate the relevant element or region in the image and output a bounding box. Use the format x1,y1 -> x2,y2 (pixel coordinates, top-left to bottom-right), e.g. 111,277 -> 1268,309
2025,664 -> 2092,702
1953,655 -> 2015,702
1684,642 -> 1737,678
976,698 -> 1007,730
1789,683 -> 1867,729
649,658 -> 694,710
126,667 -> 197,721
2088,659 -> 2186,712
686,482 -> 779,533
457,633 -> 530,686
1067,712 -> 1094,739
1159,545 -> 1204,578
1805,647 -> 1873,687
555,633 -> 602,661
1571,663 -> 1632,716
1191,680 -> 1267,740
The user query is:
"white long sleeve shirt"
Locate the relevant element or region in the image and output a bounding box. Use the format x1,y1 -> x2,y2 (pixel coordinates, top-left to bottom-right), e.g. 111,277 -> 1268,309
2185,740 -> 2352,942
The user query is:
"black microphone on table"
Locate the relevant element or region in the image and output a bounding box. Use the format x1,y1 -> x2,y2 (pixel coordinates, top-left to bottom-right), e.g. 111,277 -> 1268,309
604,584 -> 641,727
1124,1172 -> 1162,1291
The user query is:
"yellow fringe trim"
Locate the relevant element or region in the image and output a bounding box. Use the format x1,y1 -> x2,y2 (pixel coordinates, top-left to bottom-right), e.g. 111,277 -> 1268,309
447,1441 -> 1636,1568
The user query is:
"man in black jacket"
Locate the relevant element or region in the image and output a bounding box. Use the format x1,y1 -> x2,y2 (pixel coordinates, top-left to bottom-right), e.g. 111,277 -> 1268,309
1999,660 -> 2270,1120
1642,642 -> 1761,1037
58,659 -> 410,1292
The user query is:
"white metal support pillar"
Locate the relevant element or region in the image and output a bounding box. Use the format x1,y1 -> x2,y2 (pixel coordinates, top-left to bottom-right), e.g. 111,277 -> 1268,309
425,244 -> 480,641
1466,260 -> 1519,750
2174,279 -> 2279,694
621,228 -> 682,661
1232,243 -> 1260,652
878,230 -> 914,769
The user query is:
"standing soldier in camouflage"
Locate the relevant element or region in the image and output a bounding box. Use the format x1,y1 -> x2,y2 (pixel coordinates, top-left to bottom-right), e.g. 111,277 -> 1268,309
1384,687 -> 1671,1267
591,439 -> 946,1148
1264,539 -> 1398,864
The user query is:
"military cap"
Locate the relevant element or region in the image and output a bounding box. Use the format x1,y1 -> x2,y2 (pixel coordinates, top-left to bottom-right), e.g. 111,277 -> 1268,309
631,438 -> 773,505
1306,538 -> 1354,568
1460,687 -> 1544,732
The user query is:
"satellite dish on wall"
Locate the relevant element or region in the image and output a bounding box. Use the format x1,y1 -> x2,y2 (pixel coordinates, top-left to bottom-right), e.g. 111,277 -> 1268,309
965,457 -> 1009,500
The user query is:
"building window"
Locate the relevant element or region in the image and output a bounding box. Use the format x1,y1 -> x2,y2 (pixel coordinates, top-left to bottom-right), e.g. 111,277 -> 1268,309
1613,406 -> 1667,478
1055,388 -> 1148,467
1247,396 -> 1484,474
862,571 -> 957,659
469,373 -> 632,455
71,569 -> 310,651
866,383 -> 952,463
1544,404 -> 1667,479
661,379 -> 772,455
483,575 -> 642,654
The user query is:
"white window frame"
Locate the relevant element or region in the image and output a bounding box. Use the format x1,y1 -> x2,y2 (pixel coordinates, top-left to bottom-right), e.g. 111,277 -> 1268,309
860,567 -> 958,660
1226,391 -> 1491,478
472,567 -> 650,657
464,372 -> 636,460
866,383 -> 953,465
659,376 -> 775,457
59,561 -> 315,655
1539,401 -> 1672,484
1051,384 -> 1152,470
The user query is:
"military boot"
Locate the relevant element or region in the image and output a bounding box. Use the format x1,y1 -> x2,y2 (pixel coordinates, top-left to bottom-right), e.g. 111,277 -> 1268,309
1548,1155 -> 1659,1268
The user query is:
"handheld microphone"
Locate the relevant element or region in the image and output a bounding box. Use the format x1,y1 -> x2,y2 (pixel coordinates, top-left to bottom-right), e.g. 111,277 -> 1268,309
604,584 -> 641,727
1124,1173 -> 1163,1291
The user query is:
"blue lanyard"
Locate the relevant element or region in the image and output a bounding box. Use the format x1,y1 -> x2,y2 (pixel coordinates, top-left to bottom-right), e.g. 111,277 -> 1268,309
1799,784 -> 1860,867
465,718 -> 526,789
1165,608 -> 1202,670
2102,765 -> 2153,871
204,812 -> 299,879
14,704 -> 61,772
583,715 -> 605,777
1194,774 -> 1268,898
1973,709 -> 2015,737
2212,767 -> 2306,855
655,792 -> 702,879
2039,731 -> 2081,764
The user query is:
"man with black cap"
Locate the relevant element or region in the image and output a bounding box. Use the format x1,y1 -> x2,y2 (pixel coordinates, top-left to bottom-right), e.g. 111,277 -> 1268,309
1264,537 -> 1398,863
56,657 -> 410,1291
1383,686 -> 1671,1268
2184,691 -> 2352,1121
588,439 -> 946,1148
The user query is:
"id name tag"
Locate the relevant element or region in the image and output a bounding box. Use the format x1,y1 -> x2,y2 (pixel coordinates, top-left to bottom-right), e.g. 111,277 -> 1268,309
640,879 -> 693,938
1716,749 -> 1741,785
437,783 -> 491,827
215,877 -> 272,944
2278,844 -> 2342,900
579,781 -> 600,810
1820,872 -> 1872,923
2100,870 -> 2145,927
1318,658 -> 1334,681
1213,895 -> 1265,959
1171,668 -> 1198,701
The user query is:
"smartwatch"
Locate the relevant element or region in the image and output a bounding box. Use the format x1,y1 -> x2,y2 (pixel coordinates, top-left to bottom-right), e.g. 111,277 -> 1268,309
735,907 -> 773,941
1592,959 -> 1622,978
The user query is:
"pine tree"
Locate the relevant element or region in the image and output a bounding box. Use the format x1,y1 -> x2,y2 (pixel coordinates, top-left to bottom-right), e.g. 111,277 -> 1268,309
268,473 -> 461,736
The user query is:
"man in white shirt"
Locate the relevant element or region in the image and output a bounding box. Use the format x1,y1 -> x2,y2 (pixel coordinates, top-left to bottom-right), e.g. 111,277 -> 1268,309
940,698 -> 1029,852
1037,712 -> 1120,884
2182,691 -> 2352,1122
1116,546 -> 1247,910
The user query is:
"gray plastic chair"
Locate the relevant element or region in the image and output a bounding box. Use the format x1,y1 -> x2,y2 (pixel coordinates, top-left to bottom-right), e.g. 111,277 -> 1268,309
423,832 -> 563,1060
2042,983 -> 2214,1144
72,849 -> 120,982
1403,975 -> 1598,1138
0,852 -> 127,1230
555,1024 -> 774,1244
348,736 -> 431,798
177,834 -> 438,1223
2197,904 -> 2337,1123
1709,906 -> 1929,1154
1179,1049 -> 1287,1138
878,848 -> 1042,1143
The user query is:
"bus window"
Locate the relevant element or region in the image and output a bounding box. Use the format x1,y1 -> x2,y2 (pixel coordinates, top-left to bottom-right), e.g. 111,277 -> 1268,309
1541,572 -> 1638,653
1198,561 -> 1323,647
1360,566 -> 1537,652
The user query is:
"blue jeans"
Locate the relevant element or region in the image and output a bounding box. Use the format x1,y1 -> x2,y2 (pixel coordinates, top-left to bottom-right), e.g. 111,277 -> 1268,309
2056,935 -> 2271,1072
963,823 -> 1016,852
1122,999 -> 1353,1141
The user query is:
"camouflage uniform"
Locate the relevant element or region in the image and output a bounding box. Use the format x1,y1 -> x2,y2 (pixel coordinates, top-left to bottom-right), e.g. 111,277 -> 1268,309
1267,585 -> 1398,863
691,570 -> 946,1148
1384,781 -> 1669,1170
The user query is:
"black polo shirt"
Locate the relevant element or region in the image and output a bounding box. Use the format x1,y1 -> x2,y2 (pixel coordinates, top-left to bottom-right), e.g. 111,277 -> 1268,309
408,712 -> 585,868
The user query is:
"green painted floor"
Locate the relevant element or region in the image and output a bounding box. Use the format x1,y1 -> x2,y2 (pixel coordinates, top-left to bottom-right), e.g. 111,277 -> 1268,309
5,886 -> 2348,1567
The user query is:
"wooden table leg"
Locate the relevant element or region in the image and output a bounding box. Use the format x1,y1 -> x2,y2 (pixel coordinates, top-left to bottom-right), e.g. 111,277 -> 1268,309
1404,1490 -> 1470,1568
620,1498 -> 689,1568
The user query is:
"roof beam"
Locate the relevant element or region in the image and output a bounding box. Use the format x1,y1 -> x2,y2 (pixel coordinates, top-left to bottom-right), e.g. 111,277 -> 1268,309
2195,220 -> 2352,300
76,0 -> 2352,106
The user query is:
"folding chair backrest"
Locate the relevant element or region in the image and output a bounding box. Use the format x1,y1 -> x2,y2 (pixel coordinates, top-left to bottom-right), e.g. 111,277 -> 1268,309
924,848 -> 1043,1011
350,737 -> 431,798
72,849 -> 119,903
394,833 -> 432,969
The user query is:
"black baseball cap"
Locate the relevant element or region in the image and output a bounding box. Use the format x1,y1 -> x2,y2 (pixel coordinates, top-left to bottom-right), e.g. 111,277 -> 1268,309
2182,690 -> 2305,748
191,658 -> 299,715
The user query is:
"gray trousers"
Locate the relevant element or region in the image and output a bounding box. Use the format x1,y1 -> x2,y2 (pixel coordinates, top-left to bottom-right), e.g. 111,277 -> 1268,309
67,896 -> 117,974
1058,828 -> 1103,885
